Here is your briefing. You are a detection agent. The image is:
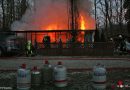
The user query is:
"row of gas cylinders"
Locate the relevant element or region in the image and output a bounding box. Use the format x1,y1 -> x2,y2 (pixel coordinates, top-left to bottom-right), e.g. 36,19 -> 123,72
17,61 -> 107,90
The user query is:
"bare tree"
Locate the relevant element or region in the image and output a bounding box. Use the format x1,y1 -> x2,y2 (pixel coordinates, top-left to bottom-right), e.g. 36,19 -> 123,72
0,0 -> 27,30
0,1 -> 2,29
1,0 -> 6,29
96,0 -> 125,31
124,0 -> 130,34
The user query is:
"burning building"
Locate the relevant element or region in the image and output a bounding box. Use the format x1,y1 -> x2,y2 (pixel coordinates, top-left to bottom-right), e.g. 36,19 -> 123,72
11,0 -> 96,44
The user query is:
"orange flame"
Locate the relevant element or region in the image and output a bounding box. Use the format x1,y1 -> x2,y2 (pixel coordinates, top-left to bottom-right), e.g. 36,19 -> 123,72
80,15 -> 86,30
45,24 -> 59,42
77,14 -> 86,42
45,24 -> 59,30
33,13 -> 95,43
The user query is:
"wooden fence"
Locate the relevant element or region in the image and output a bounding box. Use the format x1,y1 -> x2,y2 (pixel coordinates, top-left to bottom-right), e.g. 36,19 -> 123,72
37,42 -> 114,56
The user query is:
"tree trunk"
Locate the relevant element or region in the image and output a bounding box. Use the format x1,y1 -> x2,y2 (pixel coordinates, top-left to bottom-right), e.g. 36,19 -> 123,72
1,0 -> 5,29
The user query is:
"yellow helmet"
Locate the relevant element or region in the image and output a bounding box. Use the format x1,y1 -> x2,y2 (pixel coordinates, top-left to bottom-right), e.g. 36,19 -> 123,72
27,40 -> 31,44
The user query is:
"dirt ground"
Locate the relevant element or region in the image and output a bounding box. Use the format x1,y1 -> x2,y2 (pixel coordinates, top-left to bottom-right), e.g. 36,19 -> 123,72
0,56 -> 130,90
0,70 -> 130,90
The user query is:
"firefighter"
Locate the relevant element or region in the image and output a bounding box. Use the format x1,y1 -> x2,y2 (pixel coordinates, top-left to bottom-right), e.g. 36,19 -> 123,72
26,40 -> 33,56
43,35 -> 50,48
66,39 -> 72,48
34,40 -> 38,55
58,38 -> 63,48
119,35 -> 125,51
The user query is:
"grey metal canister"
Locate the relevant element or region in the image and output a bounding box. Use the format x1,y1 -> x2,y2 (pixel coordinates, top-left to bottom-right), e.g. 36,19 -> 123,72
31,66 -> 41,87
41,60 -> 53,84
17,64 -> 31,90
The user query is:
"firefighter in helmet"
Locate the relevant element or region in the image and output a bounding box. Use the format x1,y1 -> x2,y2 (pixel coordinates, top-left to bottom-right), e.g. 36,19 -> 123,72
43,35 -> 50,48
118,35 -> 124,51
58,37 -> 63,48
26,40 -> 33,56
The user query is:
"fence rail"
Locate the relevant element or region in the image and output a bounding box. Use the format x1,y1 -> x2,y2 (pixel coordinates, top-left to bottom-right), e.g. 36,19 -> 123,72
37,42 -> 114,56
0,31 -> 114,56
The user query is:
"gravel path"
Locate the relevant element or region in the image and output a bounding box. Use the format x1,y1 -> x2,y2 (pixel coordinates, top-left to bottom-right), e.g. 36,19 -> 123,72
0,56 -> 130,70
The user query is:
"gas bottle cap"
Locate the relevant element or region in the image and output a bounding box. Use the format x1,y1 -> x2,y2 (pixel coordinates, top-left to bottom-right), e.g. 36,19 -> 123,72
58,61 -> 62,65
45,60 -> 49,64
33,66 -> 38,71
21,63 -> 26,69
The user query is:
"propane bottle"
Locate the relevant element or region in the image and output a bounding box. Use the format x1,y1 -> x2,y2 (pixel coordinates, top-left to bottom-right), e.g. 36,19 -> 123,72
54,61 -> 67,87
41,60 -> 53,84
31,66 -> 41,87
17,64 -> 31,90
92,63 -> 107,90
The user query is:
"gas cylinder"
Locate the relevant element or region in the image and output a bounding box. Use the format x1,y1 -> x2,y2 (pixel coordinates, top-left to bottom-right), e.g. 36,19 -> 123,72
17,64 -> 31,90
31,66 -> 41,87
41,60 -> 53,84
92,63 -> 107,90
54,61 -> 67,87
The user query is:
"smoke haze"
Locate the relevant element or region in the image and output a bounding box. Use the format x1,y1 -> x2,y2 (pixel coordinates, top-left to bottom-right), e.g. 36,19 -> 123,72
11,0 -> 95,31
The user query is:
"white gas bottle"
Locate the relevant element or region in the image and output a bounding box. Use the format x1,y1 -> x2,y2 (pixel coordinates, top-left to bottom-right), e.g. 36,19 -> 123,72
31,66 -> 41,87
54,61 -> 67,87
17,64 -> 31,90
92,63 -> 107,90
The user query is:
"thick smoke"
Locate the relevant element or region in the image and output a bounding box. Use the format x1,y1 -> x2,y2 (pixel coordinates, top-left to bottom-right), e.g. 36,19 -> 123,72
11,0 -> 94,31
78,0 -> 92,14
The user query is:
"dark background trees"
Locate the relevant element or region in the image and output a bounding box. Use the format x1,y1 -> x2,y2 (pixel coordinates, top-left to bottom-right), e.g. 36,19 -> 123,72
124,0 -> 130,34
0,0 -> 128,40
0,0 -> 27,31
94,0 -> 126,41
